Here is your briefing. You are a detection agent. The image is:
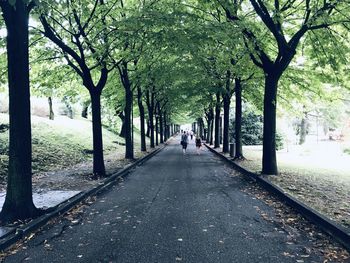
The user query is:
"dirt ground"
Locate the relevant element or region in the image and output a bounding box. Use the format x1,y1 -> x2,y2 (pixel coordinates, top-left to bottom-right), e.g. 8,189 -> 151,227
0,149 -> 156,194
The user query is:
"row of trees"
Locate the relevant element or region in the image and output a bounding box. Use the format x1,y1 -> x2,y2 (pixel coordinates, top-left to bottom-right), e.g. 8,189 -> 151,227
0,0 -> 349,222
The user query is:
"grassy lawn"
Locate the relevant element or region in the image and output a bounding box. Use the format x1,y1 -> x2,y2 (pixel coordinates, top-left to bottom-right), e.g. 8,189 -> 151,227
236,142 -> 350,229
0,113 -> 148,184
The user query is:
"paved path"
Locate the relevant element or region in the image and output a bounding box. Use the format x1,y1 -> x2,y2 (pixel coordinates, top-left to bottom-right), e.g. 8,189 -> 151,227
3,138 -> 323,262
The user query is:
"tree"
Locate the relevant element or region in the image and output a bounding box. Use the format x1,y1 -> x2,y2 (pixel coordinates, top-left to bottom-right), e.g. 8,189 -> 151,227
234,77 -> 243,158
0,0 -> 42,222
214,91 -> 221,148
137,85 -> 147,151
38,0 -> 114,176
221,0 -> 350,174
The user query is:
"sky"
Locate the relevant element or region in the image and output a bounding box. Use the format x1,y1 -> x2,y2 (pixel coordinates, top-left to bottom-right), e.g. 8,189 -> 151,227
0,18 -> 39,37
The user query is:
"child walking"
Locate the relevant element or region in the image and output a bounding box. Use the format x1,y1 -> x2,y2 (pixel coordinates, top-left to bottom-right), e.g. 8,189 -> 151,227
195,135 -> 202,155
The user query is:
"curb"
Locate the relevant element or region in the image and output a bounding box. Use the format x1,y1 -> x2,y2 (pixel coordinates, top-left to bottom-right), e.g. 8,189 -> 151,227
204,144 -> 350,251
0,145 -> 165,251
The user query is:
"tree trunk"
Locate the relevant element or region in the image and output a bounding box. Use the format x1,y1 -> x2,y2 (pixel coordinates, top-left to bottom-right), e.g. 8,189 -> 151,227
159,104 -> 164,143
219,115 -> 223,144
163,111 -> 168,141
299,111 -> 307,145
222,72 -> 231,153
89,89 -> 106,177
64,98 -> 73,119
155,114 -> 159,146
121,63 -> 134,159
118,111 -> 126,138
210,117 -> 214,145
222,100 -> 230,153
124,88 -> 133,159
48,96 -> 54,120
262,74 -> 279,175
0,1 -> 40,222
146,90 -> 155,148
206,108 -> 214,144
81,99 -> 90,119
234,78 -> 244,159
137,86 -> 146,151
146,118 -> 150,138
214,92 -> 221,148
199,118 -> 204,139
205,117 -> 210,142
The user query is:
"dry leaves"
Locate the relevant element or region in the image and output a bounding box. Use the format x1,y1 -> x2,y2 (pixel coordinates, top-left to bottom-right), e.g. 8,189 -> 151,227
243,182 -> 350,262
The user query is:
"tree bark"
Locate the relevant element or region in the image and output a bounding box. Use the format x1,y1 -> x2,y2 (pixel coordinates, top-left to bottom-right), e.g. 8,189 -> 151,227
205,116 -> 209,142
81,99 -> 90,119
118,111 -> 126,138
234,78 -> 244,159
299,111 -> 307,145
146,89 -> 155,148
222,72 -> 231,153
163,111 -> 168,141
206,108 -> 214,145
159,104 -> 164,143
262,73 -> 279,175
199,118 -> 204,139
0,1 -> 40,222
137,86 -> 146,151
155,112 -> 159,146
210,117 -> 214,145
48,96 -> 54,120
63,97 -> 73,119
214,92 -> 221,148
146,118 -> 150,138
119,63 -> 133,159
205,117 -> 210,142
89,89 -> 106,177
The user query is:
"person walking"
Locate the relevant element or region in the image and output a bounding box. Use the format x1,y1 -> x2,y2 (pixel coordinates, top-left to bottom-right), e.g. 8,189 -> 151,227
195,135 -> 202,155
181,131 -> 189,154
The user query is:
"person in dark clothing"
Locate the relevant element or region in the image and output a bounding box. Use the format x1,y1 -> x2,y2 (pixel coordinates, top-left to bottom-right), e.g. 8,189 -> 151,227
181,131 -> 189,154
195,135 -> 202,155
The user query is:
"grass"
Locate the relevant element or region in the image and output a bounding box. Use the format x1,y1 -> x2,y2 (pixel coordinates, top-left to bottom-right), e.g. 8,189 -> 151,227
240,143 -> 350,184
0,113 -> 143,184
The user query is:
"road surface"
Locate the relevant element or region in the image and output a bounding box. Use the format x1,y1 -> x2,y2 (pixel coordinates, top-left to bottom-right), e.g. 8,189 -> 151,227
3,138 -> 324,262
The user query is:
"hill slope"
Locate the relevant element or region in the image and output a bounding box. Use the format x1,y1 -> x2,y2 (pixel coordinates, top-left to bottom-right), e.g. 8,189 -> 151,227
0,114 -> 124,184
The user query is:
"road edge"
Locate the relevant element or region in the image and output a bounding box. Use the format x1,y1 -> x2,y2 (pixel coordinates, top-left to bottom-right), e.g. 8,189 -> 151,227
0,144 -> 166,251
204,144 -> 350,252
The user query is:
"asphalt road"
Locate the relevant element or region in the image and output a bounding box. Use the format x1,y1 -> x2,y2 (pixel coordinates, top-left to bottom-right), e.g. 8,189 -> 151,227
3,138 -> 323,262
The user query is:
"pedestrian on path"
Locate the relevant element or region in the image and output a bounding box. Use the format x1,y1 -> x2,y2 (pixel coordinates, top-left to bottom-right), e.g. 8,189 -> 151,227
181,131 -> 189,154
195,135 -> 202,155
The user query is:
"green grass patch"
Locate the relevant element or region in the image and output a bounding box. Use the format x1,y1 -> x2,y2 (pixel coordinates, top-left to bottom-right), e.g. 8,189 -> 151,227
0,113 -> 124,184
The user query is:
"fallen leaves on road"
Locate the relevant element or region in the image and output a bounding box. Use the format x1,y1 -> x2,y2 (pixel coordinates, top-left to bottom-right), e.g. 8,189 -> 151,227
242,182 -> 350,262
